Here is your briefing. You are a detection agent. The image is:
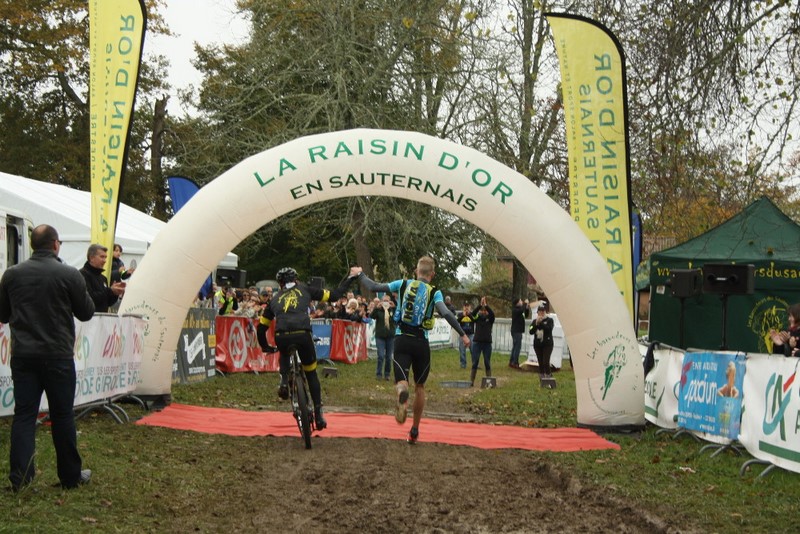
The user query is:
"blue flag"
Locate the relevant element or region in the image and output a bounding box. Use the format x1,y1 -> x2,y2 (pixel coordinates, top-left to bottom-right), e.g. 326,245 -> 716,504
168,177 -> 213,299
168,176 -> 201,213
632,211 -> 642,276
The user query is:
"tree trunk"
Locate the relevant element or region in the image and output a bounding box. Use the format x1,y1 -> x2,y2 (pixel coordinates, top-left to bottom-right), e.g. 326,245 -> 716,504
151,96 -> 169,219
512,258 -> 529,301
351,199 -> 374,297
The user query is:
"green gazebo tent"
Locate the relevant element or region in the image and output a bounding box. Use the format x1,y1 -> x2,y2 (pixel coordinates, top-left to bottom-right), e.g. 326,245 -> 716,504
648,196 -> 800,353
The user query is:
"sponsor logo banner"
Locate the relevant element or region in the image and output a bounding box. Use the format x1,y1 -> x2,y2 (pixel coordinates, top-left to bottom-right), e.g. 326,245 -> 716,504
678,351 -> 745,440
644,346 -> 684,429
175,307 -> 217,383
740,354 -> 800,473
0,316 -> 145,416
214,316 -> 279,373
330,320 -> 368,364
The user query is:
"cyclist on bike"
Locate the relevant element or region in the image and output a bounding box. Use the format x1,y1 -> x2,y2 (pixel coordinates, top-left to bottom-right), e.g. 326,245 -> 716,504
351,256 -> 471,444
257,266 -> 357,430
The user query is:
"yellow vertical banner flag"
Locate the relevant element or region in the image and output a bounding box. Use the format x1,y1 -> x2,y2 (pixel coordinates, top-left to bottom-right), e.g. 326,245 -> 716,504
546,13 -> 635,321
89,0 -> 147,281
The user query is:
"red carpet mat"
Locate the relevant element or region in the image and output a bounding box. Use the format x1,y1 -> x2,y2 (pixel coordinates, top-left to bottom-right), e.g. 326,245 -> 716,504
136,403 -> 619,452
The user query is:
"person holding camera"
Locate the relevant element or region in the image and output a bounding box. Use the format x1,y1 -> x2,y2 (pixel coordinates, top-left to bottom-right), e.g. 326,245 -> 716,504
217,285 -> 238,316
531,303 -> 555,378
370,294 -> 396,380
469,296 -> 495,387
456,302 -> 474,369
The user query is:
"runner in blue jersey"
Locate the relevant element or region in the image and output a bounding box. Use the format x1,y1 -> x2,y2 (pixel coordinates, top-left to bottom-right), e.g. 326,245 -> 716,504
353,256 -> 471,444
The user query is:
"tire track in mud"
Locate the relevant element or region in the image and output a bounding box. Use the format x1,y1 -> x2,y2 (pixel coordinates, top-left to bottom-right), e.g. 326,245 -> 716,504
182,435 -> 695,533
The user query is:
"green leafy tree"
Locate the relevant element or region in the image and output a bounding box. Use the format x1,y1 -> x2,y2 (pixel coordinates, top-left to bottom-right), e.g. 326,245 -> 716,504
167,0 -> 490,287
0,0 -> 172,217
587,0 -> 800,243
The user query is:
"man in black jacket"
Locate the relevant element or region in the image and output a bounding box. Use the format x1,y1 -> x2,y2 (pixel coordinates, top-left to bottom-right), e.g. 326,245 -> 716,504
0,224 -> 95,491
80,244 -> 126,313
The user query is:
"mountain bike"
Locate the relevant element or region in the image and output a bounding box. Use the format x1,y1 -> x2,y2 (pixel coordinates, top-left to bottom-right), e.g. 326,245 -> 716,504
286,344 -> 316,449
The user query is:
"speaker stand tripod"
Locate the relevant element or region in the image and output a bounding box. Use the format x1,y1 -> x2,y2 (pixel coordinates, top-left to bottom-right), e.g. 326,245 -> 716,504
678,296 -> 687,349
719,293 -> 729,350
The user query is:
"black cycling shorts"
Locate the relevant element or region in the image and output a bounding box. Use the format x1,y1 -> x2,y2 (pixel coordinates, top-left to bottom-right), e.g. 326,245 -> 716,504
393,335 -> 431,385
275,330 -> 317,368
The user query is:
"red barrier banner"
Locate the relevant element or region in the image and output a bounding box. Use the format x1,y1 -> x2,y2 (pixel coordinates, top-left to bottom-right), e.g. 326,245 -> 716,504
329,320 -> 368,364
215,316 -> 278,373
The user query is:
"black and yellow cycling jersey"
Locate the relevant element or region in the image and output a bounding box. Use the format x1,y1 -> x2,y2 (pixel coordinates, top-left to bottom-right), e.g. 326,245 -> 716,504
259,282 -> 343,333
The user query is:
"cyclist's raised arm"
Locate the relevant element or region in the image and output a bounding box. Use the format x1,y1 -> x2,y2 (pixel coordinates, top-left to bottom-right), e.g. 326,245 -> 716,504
317,269 -> 361,303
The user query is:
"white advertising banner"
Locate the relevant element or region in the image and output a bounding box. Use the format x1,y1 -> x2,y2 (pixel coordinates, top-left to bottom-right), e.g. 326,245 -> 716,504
644,346 -> 684,430
428,318 -> 456,348
368,318 -> 453,351
739,353 -> 800,474
0,314 -> 146,416
0,321 -> 11,412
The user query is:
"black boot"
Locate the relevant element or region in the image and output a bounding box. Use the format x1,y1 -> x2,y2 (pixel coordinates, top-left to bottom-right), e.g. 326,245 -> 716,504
543,347 -> 553,378
314,405 -> 327,430
469,369 -> 477,387
535,350 -> 545,377
277,374 -> 289,400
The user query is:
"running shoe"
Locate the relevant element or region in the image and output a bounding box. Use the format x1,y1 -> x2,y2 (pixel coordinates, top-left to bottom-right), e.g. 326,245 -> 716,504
407,426 -> 419,444
395,383 -> 409,424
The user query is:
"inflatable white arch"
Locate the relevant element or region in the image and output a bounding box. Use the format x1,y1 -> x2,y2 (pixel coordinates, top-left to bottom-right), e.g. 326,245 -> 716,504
120,129 -> 644,428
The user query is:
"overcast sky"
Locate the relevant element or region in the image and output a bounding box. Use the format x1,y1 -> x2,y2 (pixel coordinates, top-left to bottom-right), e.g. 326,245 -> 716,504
146,1 -> 249,103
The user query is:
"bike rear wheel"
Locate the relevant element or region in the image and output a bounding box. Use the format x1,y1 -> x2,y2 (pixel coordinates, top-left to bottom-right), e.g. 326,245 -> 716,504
295,375 -> 312,449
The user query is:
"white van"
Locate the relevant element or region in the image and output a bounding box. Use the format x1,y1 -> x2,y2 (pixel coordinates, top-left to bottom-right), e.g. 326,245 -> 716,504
0,206 -> 33,278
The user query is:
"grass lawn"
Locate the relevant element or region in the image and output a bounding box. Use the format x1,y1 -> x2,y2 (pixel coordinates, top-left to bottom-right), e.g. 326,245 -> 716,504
0,348 -> 797,532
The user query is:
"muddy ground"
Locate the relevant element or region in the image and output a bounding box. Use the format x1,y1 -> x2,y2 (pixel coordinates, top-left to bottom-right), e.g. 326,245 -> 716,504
168,430 -> 691,534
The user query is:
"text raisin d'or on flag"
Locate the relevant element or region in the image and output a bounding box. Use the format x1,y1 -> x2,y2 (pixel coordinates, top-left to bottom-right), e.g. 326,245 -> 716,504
89,0 -> 147,281
546,13 -> 635,321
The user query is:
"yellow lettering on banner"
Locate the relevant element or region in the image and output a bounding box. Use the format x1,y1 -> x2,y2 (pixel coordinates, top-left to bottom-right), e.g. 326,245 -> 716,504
756,262 -> 800,280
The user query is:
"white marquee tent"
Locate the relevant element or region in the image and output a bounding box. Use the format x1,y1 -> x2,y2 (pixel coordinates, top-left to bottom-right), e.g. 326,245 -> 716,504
0,171 -> 238,270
